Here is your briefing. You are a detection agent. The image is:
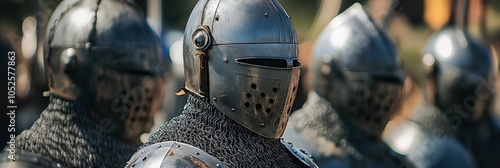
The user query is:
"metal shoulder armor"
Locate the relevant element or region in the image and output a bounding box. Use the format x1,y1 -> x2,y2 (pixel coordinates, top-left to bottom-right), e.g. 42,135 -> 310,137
384,120 -> 476,168
126,141 -> 228,168
0,150 -> 63,168
281,138 -> 319,168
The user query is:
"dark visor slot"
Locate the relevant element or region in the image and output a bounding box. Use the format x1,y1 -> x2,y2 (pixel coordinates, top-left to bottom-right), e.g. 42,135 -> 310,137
235,58 -> 289,68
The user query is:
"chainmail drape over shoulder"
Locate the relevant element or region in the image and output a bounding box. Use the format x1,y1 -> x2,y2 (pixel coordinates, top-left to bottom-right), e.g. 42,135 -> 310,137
12,96 -> 137,168
409,101 -> 455,136
144,93 -> 304,168
288,91 -> 411,167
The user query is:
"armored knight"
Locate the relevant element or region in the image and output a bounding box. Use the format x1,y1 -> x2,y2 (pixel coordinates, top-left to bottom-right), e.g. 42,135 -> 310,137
0,0 -> 167,167
282,3 -> 414,167
126,0 -> 317,167
384,0 -> 500,166
385,23 -> 497,168
385,28 -> 491,168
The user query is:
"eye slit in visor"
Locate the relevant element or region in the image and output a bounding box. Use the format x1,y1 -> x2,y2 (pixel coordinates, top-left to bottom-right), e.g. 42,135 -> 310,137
235,58 -> 301,69
372,76 -> 404,85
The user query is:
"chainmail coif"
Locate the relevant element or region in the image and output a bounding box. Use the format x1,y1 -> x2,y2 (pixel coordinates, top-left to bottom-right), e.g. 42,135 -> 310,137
144,93 -> 304,168
409,101 -> 455,136
12,95 -> 137,167
288,91 -> 410,167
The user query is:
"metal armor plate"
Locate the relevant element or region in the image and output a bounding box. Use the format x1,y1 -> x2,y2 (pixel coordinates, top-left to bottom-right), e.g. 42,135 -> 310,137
281,138 -> 319,168
384,120 -> 477,168
126,141 -> 228,168
0,150 -> 63,168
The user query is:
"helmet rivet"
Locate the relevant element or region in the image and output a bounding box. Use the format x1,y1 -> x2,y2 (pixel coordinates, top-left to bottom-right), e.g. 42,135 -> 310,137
231,108 -> 235,112
264,12 -> 268,17
223,58 -> 228,63
260,123 -> 265,128
213,97 -> 217,101
60,48 -> 78,72
85,42 -> 92,49
192,27 -> 211,50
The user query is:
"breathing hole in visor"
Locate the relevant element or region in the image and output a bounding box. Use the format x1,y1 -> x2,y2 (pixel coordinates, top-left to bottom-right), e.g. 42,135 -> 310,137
235,58 -> 297,69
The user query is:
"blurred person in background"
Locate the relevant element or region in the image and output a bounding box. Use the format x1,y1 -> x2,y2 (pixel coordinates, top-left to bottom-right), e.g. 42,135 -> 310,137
384,0 -> 499,167
0,0 -> 168,167
450,1 -> 500,167
283,3 -> 413,167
